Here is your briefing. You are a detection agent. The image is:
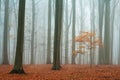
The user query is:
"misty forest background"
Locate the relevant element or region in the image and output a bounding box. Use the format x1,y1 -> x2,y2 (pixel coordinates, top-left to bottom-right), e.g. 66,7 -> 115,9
0,0 -> 120,65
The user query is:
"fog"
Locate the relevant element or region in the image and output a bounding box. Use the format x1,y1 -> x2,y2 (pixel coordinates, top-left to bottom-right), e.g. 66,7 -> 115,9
0,0 -> 120,65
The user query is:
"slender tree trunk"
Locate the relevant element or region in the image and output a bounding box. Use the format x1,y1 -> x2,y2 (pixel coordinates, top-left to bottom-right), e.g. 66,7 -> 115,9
47,0 -> 52,64
98,0 -> 105,64
43,26 -> 46,64
12,0 -> 18,64
60,27 -> 63,64
60,0 -> 65,64
64,0 -> 69,64
104,0 -> 110,64
52,0 -> 63,70
119,27 -> 120,64
30,0 -> 35,64
71,0 -> 76,64
0,0 -> 1,58
110,1 -> 117,64
90,0 -> 95,66
33,32 -> 37,64
78,0 -> 83,64
2,0 -> 9,64
0,38 -> 1,58
0,0 -> 1,20
10,0 -> 26,74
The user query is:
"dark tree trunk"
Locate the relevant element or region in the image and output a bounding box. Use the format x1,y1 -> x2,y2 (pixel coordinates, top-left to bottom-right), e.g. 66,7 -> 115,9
52,0 -> 63,70
2,0 -> 9,64
10,0 -> 26,74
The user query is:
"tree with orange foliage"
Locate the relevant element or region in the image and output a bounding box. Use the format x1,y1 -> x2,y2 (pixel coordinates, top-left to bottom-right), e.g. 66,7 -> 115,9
73,31 -> 103,66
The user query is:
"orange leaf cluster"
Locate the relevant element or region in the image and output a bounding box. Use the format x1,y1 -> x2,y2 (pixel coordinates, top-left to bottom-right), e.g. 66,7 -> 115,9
72,50 -> 87,55
74,31 -> 95,42
78,46 -> 85,49
73,31 -> 103,55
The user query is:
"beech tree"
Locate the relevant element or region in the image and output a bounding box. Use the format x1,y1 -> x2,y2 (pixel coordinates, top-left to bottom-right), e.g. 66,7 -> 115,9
10,0 -> 26,74
64,0 -> 71,64
47,0 -> 52,64
98,0 -> 105,64
110,0 -> 118,64
0,0 -> 1,18
31,0 -> 35,64
104,0 -> 111,64
52,0 -> 63,70
90,0 -> 95,65
71,0 -> 76,64
2,0 -> 9,64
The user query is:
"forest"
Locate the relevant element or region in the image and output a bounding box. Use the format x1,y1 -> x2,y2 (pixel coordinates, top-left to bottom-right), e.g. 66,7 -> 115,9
0,0 -> 120,79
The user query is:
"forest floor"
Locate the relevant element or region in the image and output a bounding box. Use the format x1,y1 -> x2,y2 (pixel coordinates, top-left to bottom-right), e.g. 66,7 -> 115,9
0,64 -> 120,80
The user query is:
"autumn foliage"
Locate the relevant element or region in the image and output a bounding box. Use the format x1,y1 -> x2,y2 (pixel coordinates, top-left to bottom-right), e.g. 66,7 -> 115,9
73,31 -> 103,55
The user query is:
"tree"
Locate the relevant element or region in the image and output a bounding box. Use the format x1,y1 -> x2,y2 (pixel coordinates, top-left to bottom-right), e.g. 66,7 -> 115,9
78,0 -> 83,64
10,0 -> 26,74
46,0 -> 52,64
98,0 -> 105,64
0,0 -> 1,20
71,0 -> 76,64
119,27 -> 120,64
12,0 -> 18,64
90,0 -> 95,65
30,0 -> 35,64
73,31 -> 103,66
0,0 -> 1,57
64,0 -> 71,64
52,0 -> 63,70
110,0 -> 118,64
104,0 -> 111,64
2,0 -> 9,64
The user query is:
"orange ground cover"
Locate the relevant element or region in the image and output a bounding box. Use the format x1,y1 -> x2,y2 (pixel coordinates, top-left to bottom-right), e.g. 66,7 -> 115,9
0,64 -> 120,80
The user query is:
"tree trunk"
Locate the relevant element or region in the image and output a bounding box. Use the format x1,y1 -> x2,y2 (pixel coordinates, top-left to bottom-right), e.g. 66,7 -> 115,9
47,0 -> 52,64
43,26 -> 46,64
30,0 -> 35,64
12,0 -> 18,64
98,0 -> 105,64
110,0 -> 117,64
104,0 -> 111,64
119,27 -> 120,64
71,0 -> 76,64
2,0 -> 9,64
52,0 -> 63,70
60,27 -> 63,64
64,0 -> 69,64
10,0 -> 26,74
0,0 -> 1,20
78,0 -> 83,64
90,0 -> 95,65
0,0 -> 1,52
